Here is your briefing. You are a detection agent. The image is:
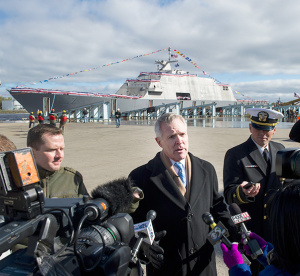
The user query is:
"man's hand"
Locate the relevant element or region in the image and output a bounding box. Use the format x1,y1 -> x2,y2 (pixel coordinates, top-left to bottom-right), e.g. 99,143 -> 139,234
241,181 -> 260,197
141,230 -> 166,269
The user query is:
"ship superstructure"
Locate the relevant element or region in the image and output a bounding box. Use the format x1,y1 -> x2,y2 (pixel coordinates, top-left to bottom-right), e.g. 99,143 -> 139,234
116,59 -> 236,102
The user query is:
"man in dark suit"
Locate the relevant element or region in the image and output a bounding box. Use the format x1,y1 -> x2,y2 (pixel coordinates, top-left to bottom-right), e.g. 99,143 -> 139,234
223,108 -> 285,274
129,113 -> 238,276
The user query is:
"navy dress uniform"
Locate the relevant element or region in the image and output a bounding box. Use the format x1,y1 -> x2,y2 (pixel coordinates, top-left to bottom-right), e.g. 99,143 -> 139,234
223,108 -> 285,244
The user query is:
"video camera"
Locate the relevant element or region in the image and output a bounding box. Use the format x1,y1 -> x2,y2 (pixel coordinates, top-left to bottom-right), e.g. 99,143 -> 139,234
276,148 -> 300,179
0,148 -> 143,276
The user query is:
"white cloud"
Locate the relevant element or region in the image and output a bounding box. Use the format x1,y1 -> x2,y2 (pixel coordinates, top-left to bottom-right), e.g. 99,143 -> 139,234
1,0 -> 300,103
232,79 -> 300,103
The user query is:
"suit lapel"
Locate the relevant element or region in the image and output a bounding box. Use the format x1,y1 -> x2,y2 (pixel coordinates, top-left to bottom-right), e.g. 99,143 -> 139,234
147,154 -> 187,210
247,138 -> 268,176
268,142 -> 277,174
265,142 -> 281,191
187,154 -> 207,208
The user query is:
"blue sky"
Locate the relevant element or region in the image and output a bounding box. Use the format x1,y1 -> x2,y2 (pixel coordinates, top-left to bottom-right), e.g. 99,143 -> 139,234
1,0 -> 300,103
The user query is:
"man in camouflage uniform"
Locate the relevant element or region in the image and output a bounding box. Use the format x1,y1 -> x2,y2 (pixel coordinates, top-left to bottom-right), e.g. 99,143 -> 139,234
27,124 -> 88,198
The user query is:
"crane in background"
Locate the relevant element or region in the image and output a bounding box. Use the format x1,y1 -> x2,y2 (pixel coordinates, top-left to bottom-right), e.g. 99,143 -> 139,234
278,98 -> 300,106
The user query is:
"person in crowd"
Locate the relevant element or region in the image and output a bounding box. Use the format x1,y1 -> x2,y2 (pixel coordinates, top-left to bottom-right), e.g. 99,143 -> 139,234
49,109 -> 58,127
82,108 -> 88,123
37,111 -> 44,124
221,182 -> 300,275
29,112 -> 35,128
59,110 -> 68,134
129,112 -> 239,276
115,108 -> 121,128
27,124 -> 88,198
0,134 -> 17,152
27,124 -> 143,207
223,108 -> 285,274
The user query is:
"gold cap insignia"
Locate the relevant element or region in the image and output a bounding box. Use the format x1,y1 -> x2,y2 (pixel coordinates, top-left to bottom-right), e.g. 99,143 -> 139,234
258,111 -> 269,122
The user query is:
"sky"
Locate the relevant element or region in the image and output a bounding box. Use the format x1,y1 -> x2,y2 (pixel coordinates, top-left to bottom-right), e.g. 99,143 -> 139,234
1,0 -> 300,103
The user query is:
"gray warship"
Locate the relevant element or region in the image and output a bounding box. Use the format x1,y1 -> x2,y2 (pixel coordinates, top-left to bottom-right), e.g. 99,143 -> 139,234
8,56 -> 237,114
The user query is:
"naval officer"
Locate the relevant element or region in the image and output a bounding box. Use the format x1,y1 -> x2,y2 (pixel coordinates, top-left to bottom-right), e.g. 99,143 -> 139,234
223,108 -> 285,275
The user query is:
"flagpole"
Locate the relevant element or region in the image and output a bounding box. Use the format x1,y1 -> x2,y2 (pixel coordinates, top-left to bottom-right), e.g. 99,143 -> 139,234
168,47 -> 171,62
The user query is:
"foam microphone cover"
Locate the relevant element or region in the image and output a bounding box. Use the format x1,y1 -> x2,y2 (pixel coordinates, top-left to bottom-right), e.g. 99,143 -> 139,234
91,177 -> 134,216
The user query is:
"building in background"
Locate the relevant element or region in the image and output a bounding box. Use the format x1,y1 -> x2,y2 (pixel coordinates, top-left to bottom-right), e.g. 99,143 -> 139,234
2,100 -> 24,110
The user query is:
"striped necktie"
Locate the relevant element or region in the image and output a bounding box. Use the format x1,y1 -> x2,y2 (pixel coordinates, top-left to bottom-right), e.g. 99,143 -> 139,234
174,162 -> 186,187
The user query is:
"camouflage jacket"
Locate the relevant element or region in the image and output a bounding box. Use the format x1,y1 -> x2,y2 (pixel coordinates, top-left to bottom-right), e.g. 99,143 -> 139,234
37,166 -> 88,198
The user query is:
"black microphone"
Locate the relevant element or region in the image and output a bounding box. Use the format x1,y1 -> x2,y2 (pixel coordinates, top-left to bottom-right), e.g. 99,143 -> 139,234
131,210 -> 156,261
202,211 -> 251,266
229,203 -> 263,259
88,177 -> 134,220
202,212 -> 232,248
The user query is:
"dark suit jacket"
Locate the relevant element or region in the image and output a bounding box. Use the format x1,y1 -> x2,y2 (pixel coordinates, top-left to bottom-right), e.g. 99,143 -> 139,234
223,137 -> 284,242
129,152 -> 237,276
289,119 -> 300,142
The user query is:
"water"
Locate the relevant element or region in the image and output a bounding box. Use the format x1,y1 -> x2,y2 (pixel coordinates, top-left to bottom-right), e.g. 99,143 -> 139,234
1,113 -> 296,129
0,113 -> 28,122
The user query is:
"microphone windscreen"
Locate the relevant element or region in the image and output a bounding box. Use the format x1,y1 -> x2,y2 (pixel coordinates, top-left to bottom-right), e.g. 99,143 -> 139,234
202,212 -> 214,225
91,177 -> 134,216
229,203 -> 242,216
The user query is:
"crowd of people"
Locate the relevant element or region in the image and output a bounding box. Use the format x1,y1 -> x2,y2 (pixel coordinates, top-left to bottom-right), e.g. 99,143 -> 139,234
2,107 -> 300,275
28,107 -> 122,131
28,109 -> 70,134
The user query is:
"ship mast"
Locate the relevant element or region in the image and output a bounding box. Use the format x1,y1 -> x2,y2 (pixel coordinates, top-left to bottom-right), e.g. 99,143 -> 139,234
156,47 -> 178,72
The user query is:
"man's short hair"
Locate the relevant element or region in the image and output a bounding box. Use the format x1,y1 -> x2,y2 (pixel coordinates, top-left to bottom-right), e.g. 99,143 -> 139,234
27,124 -> 63,150
0,134 -> 17,152
154,113 -> 187,138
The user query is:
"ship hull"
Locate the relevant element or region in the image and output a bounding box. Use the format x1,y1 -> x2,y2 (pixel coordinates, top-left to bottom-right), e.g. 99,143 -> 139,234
115,98 -> 236,112
117,73 -> 237,103
10,90 -> 236,114
9,91 -> 109,114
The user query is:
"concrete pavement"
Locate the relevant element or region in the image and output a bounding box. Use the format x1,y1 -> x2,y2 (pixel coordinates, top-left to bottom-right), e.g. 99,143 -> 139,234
1,120 -> 298,275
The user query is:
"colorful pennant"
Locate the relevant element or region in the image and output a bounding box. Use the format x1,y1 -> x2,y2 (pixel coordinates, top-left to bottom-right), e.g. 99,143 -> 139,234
16,47 -> 250,100
171,48 -> 224,84
16,48 -> 168,87
235,90 -> 252,100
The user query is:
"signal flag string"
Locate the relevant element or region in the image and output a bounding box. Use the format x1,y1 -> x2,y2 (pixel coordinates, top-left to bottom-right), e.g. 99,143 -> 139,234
14,46 -> 253,101
16,48 -> 168,88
